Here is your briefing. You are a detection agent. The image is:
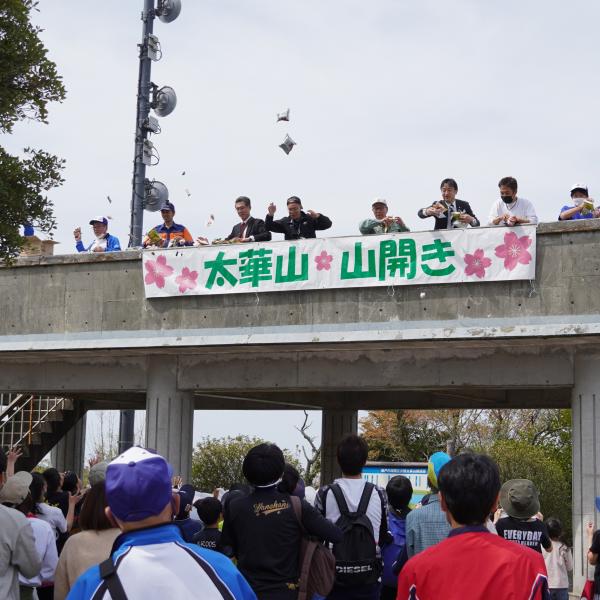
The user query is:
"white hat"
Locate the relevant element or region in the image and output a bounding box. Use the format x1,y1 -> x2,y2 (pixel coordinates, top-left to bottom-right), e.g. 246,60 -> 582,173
570,183 -> 588,195
372,198 -> 388,207
0,471 -> 32,505
89,216 -> 108,225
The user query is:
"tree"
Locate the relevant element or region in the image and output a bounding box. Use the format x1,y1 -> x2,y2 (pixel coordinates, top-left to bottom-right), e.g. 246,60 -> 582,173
0,0 -> 66,262
191,435 -> 301,492
295,410 -> 321,487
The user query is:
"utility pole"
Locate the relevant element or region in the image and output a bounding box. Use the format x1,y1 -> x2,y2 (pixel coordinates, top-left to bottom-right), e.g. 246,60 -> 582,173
121,0 -> 180,453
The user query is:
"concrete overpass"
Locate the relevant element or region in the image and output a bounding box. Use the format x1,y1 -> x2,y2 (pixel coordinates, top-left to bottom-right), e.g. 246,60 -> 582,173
1,219 -> 599,591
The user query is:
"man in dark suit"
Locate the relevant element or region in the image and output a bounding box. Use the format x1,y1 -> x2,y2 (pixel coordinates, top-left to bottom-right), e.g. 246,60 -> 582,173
226,196 -> 271,242
418,178 -> 480,230
265,196 -> 332,240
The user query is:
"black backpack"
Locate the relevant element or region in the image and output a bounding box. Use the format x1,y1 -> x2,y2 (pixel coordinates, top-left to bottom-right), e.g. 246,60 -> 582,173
328,482 -> 382,587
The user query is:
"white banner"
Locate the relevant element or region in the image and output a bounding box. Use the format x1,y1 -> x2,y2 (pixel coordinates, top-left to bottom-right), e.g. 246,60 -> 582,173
142,226 -> 536,298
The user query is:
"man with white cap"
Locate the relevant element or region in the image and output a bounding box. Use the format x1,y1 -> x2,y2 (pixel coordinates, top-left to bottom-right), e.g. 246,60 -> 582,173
0,449 -> 41,600
67,446 -> 256,600
359,199 -> 409,235
559,184 -> 600,221
0,471 -> 58,600
73,217 -> 121,253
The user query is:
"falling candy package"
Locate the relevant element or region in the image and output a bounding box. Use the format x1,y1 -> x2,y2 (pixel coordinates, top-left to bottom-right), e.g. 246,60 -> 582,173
279,134 -> 296,155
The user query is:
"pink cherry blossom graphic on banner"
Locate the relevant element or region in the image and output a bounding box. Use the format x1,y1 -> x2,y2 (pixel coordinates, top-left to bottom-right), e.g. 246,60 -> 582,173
144,255 -> 174,288
463,248 -> 492,279
175,267 -> 198,294
314,250 -> 334,271
494,231 -> 532,271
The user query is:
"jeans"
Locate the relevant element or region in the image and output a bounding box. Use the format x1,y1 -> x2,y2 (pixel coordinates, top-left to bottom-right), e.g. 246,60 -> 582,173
549,589 -> 568,600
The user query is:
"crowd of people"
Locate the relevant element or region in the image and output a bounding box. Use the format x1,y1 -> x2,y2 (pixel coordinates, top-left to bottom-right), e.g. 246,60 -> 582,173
67,177 -> 599,253
0,433 -> 589,600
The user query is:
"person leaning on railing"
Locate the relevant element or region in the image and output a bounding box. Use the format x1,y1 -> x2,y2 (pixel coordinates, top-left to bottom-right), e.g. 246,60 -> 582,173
265,196 -> 332,240
359,198 -> 409,234
559,183 -> 600,221
418,178 -> 480,230
488,176 -> 538,227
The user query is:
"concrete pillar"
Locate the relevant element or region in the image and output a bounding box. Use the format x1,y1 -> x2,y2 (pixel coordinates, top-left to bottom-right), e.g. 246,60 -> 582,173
145,356 -> 194,480
572,354 -> 600,594
320,408 -> 358,485
51,413 -> 87,475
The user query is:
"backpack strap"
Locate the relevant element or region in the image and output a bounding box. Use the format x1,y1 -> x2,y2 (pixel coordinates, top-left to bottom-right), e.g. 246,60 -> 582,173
99,557 -> 128,600
290,495 -> 304,532
356,482 -> 375,518
330,483 -> 351,517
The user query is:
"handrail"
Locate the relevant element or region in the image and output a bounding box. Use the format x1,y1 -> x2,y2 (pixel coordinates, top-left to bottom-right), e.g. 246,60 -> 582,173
0,395 -> 68,451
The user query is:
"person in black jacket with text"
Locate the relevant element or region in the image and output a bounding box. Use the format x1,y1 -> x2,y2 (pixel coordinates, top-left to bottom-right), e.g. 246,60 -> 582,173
418,178 -> 480,230
221,443 -> 342,600
225,196 -> 272,243
265,196 -> 332,240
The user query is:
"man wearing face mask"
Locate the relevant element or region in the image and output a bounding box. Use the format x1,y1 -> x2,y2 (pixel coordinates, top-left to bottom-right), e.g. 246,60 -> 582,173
73,217 -> 121,253
488,176 -> 538,227
558,184 -> 600,220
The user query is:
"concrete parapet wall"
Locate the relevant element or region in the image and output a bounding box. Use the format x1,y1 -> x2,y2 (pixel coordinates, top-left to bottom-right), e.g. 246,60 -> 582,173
1,221 -> 599,350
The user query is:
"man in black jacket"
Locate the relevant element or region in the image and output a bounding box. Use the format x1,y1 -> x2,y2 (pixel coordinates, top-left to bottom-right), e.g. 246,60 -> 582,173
418,178 -> 480,230
266,196 -> 332,240
221,444 -> 342,600
226,196 -> 272,242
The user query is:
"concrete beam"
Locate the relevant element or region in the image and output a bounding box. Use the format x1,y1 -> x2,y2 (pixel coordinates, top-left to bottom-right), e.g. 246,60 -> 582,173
145,357 -> 193,480
50,413 -> 87,475
321,408 -> 358,485
572,355 -> 600,594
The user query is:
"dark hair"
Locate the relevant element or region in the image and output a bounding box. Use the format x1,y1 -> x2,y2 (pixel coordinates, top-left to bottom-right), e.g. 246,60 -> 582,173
0,448 -> 6,475
386,475 -> 413,511
30,473 -> 46,505
242,443 -> 285,486
440,178 -> 458,191
571,187 -> 588,198
278,464 -> 300,495
337,434 -> 369,476
498,176 -> 518,192
43,468 -> 62,494
545,517 -> 563,540
235,196 -> 251,208
79,482 -> 113,531
437,453 -> 500,525
194,497 -> 222,526
62,472 -> 78,494
286,196 -> 302,207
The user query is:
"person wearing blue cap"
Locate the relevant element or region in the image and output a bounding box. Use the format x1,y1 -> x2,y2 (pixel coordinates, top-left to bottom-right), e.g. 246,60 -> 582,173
66,447 -> 256,600
404,451 -> 452,558
73,217 -> 121,253
142,202 -> 194,248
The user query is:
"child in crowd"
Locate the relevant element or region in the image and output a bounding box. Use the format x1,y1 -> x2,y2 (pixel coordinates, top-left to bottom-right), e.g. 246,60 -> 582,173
193,497 -> 233,557
542,518 -> 572,600
380,475 -> 413,600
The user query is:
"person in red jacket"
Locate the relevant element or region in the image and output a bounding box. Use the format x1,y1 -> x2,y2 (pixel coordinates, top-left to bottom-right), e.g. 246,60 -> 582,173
397,453 -> 549,600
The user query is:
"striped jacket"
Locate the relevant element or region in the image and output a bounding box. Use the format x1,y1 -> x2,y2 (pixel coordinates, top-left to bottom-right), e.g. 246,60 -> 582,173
66,523 -> 256,600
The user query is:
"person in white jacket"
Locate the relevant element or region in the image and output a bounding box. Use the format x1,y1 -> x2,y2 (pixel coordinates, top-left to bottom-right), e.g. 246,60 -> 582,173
542,517 -> 573,600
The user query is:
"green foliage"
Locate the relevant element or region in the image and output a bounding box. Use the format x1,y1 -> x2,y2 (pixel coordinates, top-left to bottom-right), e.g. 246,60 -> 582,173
191,435 -> 301,492
489,439 -> 572,541
0,0 -> 66,262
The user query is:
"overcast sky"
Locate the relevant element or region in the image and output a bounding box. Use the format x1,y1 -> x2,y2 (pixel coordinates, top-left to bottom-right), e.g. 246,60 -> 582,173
7,0 -> 600,456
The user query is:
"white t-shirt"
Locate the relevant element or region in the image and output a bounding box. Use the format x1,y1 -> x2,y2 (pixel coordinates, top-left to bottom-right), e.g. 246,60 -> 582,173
322,478 -> 384,544
542,539 -> 573,588
487,196 -> 538,225
19,517 -> 58,587
37,503 -> 67,538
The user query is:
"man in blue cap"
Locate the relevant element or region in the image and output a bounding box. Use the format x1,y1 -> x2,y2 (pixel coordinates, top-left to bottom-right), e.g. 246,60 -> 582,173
66,447 -> 256,600
73,217 -> 121,253
404,451 -> 452,557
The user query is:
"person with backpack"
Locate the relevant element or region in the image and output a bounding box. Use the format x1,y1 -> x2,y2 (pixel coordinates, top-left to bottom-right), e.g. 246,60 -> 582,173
221,443 -> 342,600
380,476 -> 412,600
315,434 -> 388,600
